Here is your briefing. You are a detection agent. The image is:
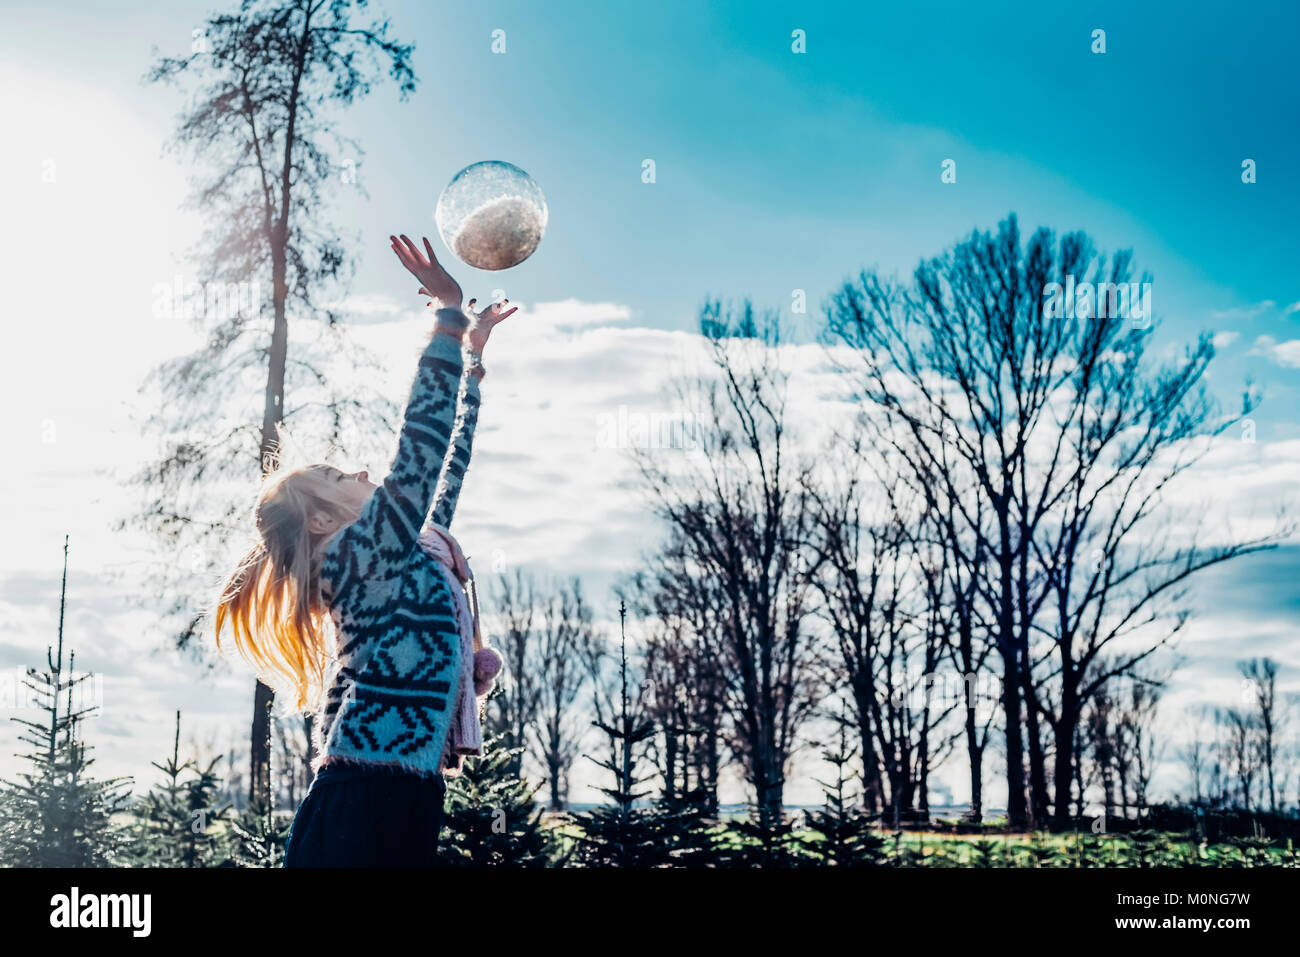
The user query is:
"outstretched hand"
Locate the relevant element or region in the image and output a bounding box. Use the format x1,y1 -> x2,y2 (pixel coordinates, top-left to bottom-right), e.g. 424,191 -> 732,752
391,234 -> 462,309
464,299 -> 518,355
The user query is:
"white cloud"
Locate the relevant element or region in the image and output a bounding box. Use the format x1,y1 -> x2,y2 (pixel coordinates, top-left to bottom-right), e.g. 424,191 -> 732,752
324,295 -> 635,332
327,292 -> 413,324
523,298 -> 633,329
1211,299 -> 1275,321
5,291 -> 1299,807
1248,334 -> 1300,368
1211,330 -> 1239,349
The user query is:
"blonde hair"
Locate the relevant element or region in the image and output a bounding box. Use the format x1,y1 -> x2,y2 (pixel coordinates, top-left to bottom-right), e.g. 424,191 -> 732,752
213,435 -> 355,714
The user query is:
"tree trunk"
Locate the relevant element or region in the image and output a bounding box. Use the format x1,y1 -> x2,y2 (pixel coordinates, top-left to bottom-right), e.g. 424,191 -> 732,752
249,680 -> 274,808
1001,650 -> 1027,829
967,726 -> 984,822
663,722 -> 679,801
996,528 -> 1028,830
702,719 -> 719,816
1072,725 -> 1085,819
250,210 -> 290,806
1025,692 -> 1049,827
856,686 -> 882,815
1052,705 -> 1077,830
304,713 -> 316,784
547,751 -> 565,811
757,743 -> 784,833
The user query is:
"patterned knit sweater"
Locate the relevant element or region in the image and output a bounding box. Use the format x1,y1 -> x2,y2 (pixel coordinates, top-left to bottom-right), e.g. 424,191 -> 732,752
311,307 -> 481,780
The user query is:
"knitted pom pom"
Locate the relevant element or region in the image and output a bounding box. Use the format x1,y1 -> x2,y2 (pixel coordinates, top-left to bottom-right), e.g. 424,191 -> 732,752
473,647 -> 503,696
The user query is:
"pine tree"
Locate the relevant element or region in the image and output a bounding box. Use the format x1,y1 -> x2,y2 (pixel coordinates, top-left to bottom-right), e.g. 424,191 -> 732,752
801,704 -> 890,867
127,710 -> 233,867
569,603 -> 715,867
0,535 -> 132,867
226,699 -> 291,867
436,733 -> 557,867
719,797 -> 805,867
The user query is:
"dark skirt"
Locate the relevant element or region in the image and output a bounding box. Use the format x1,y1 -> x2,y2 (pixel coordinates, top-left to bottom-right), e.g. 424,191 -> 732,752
283,761 -> 448,868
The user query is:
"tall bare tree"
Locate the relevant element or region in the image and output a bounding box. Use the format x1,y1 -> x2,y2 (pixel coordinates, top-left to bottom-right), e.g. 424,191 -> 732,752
1113,673 -> 1164,823
1178,705 -> 1213,808
533,578 -> 598,810
1082,687 -> 1117,820
1221,706 -> 1261,811
634,302 -> 820,830
1240,657 -> 1284,814
122,0 -> 417,805
826,214 -> 1283,828
487,569 -> 543,778
805,437 -> 970,824
624,543 -> 728,812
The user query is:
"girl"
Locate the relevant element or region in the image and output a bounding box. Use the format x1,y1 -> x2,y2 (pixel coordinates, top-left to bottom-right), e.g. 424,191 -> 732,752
213,234 -> 514,867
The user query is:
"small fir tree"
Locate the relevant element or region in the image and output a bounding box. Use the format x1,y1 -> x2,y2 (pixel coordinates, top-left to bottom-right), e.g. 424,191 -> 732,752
226,700 -> 291,867
128,710 -> 233,866
801,703 -> 890,866
0,535 -> 132,867
570,603 -> 715,867
437,733 -> 556,867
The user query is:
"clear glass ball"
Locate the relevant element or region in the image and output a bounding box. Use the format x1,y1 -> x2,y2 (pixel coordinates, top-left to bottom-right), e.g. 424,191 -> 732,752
434,161 -> 548,271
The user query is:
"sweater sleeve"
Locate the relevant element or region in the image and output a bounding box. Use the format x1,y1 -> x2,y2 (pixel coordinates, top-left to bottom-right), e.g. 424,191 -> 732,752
427,369 -> 482,530
321,309 -> 468,607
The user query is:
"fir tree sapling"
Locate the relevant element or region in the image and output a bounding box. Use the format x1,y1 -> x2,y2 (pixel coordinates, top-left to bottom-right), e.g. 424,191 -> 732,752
0,536 -> 131,867
437,733 -> 557,867
802,701 -> 890,867
227,700 -> 291,867
570,603 -> 716,867
128,710 -> 233,867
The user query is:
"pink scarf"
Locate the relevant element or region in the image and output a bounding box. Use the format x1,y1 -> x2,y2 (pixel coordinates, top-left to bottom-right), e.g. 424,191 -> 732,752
417,525 -> 483,777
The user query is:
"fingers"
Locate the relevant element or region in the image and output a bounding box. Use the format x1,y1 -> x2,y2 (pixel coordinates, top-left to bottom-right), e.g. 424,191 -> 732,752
462,297 -> 516,324
391,235 -> 415,269
423,237 -> 439,265
399,234 -> 426,266
480,301 -> 516,325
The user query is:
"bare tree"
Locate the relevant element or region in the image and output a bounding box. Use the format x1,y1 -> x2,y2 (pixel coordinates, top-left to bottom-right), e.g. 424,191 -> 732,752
1208,708 -> 1231,808
1179,705 -> 1215,808
125,0 -> 417,806
802,450 -> 897,815
1083,687 -> 1117,821
272,711 -> 309,810
532,578 -> 598,810
803,446 -> 962,824
1240,657 -> 1284,814
825,214 -> 1284,828
1224,707 -> 1261,811
487,569 -> 543,778
623,558 -> 726,810
634,302 -> 821,830
1113,674 -> 1164,823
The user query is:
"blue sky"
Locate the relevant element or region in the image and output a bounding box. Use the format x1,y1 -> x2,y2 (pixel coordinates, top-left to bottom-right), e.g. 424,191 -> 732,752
1,0 -> 1297,807
370,0 -> 1298,427
7,1 -> 1299,378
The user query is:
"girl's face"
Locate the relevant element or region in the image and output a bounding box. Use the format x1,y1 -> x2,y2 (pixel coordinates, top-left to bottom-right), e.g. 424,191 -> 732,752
305,465 -> 378,533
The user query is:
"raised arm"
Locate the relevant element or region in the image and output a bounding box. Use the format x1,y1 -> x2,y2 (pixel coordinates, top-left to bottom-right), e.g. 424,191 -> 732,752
321,236 -> 469,604
323,311 -> 468,598
428,374 -> 481,530
427,298 -> 515,529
